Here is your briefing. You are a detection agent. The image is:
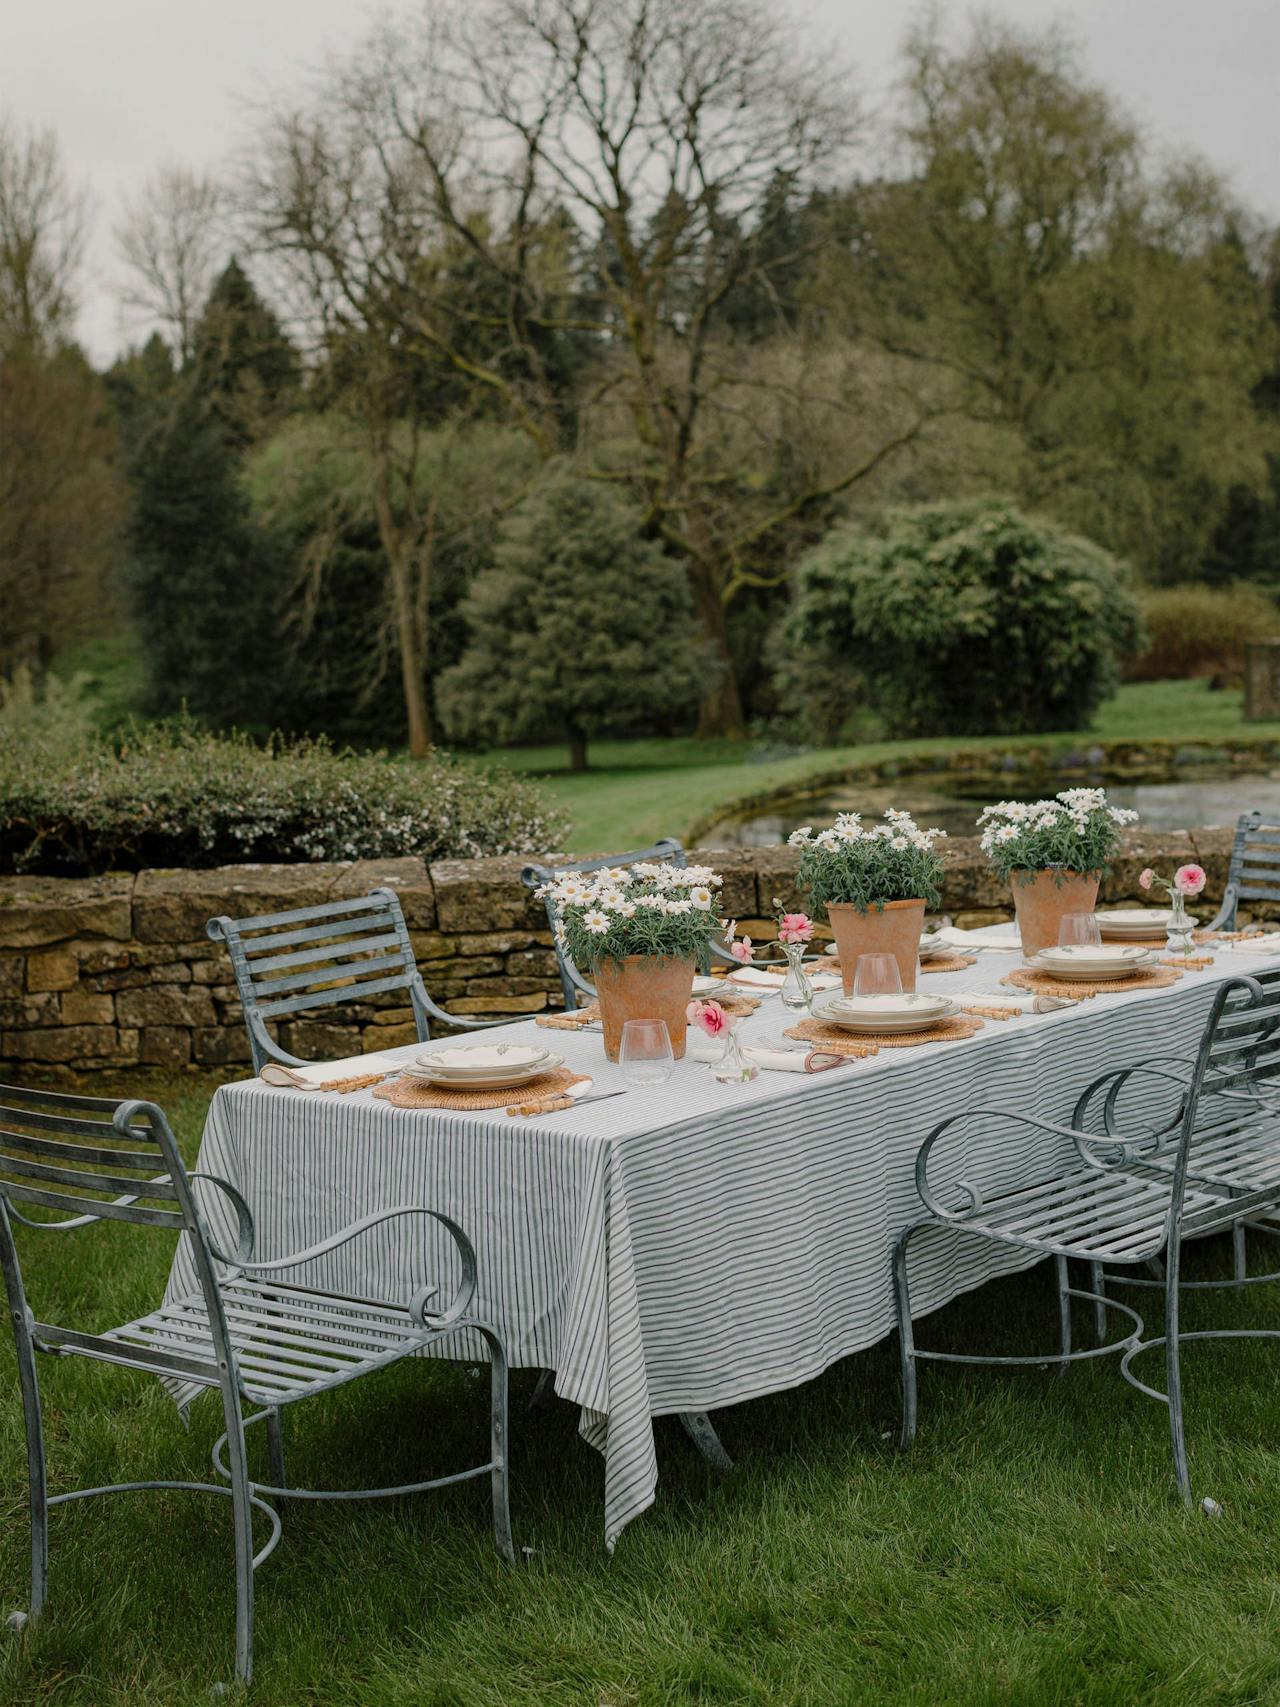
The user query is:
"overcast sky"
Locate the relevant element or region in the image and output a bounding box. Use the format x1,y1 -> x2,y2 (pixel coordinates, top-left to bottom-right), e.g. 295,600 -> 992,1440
3,0 -> 1278,364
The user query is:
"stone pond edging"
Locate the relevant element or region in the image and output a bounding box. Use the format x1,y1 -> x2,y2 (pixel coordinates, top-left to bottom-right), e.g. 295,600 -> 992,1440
0,826 -> 1253,1075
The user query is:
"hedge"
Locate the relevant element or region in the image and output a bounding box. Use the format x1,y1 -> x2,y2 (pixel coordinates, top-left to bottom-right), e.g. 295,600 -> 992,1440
0,689 -> 566,876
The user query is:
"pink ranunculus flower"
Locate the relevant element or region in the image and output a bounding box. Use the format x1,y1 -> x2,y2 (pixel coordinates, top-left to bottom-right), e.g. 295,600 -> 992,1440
777,912 -> 813,944
1174,863 -> 1207,897
687,998 -> 727,1037
730,936 -> 753,963
1138,868 -> 1155,891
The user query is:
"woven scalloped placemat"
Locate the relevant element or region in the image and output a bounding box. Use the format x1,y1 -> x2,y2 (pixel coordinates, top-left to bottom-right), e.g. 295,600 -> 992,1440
784,1013 -> 984,1054
1003,965 -> 1184,1001
373,1066 -> 587,1111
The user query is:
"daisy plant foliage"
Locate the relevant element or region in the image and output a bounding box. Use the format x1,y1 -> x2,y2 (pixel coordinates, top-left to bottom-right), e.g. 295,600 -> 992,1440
539,862 -> 724,968
978,788 -> 1138,883
789,809 -> 945,914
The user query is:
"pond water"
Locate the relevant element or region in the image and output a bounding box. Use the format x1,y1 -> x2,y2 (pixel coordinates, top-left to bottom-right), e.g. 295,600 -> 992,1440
702,770 -> 1280,847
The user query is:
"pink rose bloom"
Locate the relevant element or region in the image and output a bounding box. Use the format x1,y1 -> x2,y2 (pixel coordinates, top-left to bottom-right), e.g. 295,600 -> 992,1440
777,912 -> 813,944
730,936 -> 753,963
687,999 -> 727,1037
1138,869 -> 1155,891
1174,863 -> 1206,897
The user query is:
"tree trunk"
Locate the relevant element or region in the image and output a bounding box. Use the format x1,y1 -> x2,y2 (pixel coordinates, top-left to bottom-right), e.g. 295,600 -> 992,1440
371,454 -> 431,757
690,571 -> 745,738
568,726 -> 588,772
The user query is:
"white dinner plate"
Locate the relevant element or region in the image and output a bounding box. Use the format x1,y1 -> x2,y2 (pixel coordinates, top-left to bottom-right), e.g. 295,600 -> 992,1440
402,1050 -> 564,1090
691,975 -> 735,997
1031,945 -> 1155,981
411,1043 -> 555,1080
817,995 -> 958,1034
1097,909 -> 1174,931
917,936 -> 948,960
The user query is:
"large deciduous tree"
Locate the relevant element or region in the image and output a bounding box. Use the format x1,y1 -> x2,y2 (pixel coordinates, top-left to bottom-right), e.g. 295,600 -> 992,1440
115,166 -> 225,362
850,17 -> 1276,580
246,0 -> 929,737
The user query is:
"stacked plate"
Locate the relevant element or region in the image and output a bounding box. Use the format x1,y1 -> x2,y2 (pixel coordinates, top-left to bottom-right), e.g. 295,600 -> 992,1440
917,935 -> 948,962
402,1043 -> 564,1090
815,992 -> 959,1035
1097,908 -> 1178,941
692,974 -> 736,998
1029,944 -> 1156,982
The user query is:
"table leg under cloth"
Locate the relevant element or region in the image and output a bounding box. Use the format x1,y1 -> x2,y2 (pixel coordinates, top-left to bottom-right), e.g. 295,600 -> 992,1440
161,946 -> 1280,1548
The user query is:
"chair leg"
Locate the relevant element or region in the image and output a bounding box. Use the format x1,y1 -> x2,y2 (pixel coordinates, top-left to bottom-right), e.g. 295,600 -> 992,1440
1055,1254 -> 1072,1378
1233,1220 -> 1248,1283
678,1412 -> 733,1472
478,1328 -> 515,1564
1089,1261 -> 1108,1346
1164,1236 -> 1192,1505
11,1319 -> 48,1627
893,1223 -> 919,1449
218,1384 -> 256,1687
266,1408 -> 287,1491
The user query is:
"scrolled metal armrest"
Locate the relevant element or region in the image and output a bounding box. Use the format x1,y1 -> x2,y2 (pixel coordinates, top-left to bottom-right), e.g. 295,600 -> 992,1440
227,1204 -> 479,1329
1071,1055 -> 1195,1160
189,1171 -> 257,1266
914,1105 -> 1129,1221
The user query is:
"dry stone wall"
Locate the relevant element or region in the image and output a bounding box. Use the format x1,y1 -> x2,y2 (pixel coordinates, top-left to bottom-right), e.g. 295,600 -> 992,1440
0,827 -> 1250,1076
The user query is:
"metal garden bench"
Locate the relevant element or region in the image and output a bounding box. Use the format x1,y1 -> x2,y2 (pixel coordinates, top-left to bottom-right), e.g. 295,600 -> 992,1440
208,885 -> 504,1074
1206,811 -> 1280,932
0,1081 -> 513,1690
893,969 -> 1280,1507
522,838 -> 739,1013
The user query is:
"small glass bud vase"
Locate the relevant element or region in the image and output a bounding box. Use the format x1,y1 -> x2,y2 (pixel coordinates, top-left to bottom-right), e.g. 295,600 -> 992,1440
1165,891 -> 1196,959
779,941 -> 813,1012
712,1024 -> 758,1083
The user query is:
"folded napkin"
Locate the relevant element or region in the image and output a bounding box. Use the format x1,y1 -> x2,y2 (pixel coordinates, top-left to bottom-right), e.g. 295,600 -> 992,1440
951,988 -> 1077,1015
1217,932 -> 1280,954
935,925 -> 1021,952
730,965 -> 842,992
685,1037 -> 848,1073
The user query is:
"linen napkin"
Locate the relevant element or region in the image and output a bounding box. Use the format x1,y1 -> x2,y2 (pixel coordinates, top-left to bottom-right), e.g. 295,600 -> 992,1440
685,1037 -> 848,1073
728,965 -> 842,992
950,988 -> 1078,1016
935,925 -> 1021,952
1216,931 -> 1280,954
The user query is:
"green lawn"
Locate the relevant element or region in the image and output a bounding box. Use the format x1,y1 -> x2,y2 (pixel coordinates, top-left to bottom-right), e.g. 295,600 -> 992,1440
6,1071 -> 1280,1702
478,681 -> 1280,854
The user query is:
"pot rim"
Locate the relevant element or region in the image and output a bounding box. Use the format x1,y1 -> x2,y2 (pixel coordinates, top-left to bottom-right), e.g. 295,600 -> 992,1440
825,897 -> 927,914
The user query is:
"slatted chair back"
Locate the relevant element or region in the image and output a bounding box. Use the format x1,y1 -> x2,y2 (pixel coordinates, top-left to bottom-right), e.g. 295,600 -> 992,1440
208,887 -> 431,1072
1209,812 -> 1280,932
1164,971 -> 1280,1224
0,1083 -> 237,1391
522,838 -> 695,1009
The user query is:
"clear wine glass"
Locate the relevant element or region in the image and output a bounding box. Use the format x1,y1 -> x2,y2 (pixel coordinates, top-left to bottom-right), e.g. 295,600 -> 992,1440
619,1018 -> 675,1086
853,953 -> 903,999
1058,913 -> 1102,952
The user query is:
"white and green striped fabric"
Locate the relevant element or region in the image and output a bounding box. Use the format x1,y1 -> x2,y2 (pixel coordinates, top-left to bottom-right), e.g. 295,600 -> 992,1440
165,939 -> 1280,1548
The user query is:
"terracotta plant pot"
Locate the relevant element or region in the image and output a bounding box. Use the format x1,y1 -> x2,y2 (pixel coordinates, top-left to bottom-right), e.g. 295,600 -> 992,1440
825,899 -> 926,995
593,955 -> 697,1062
1010,868 -> 1101,957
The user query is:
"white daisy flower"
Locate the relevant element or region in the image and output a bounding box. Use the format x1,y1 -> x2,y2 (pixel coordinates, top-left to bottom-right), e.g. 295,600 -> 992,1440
583,909 -> 610,934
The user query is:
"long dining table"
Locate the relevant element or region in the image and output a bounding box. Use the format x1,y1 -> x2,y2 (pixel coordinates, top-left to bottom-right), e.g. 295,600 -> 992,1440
163,934 -> 1280,1548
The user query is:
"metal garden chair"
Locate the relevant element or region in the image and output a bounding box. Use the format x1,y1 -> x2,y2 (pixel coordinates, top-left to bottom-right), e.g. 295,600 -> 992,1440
522,838 -> 740,1012
893,970 -> 1280,1507
208,885 -> 504,1074
1206,811 -> 1280,932
0,1081 -> 513,1690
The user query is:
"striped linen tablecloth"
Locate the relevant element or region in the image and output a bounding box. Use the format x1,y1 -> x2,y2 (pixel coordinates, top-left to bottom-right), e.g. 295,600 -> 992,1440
164,939 -> 1280,1549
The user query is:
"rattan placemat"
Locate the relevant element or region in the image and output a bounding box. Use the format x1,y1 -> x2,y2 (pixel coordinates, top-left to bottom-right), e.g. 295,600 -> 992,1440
1003,965 -> 1183,1000
373,1067 -> 587,1111
784,1014 -> 984,1054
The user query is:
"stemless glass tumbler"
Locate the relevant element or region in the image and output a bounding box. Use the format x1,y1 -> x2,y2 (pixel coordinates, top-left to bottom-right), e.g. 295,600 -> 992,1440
619,1019 -> 675,1086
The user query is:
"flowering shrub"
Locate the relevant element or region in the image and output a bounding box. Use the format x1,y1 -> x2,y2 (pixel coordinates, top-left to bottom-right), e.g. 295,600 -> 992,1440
978,789 -> 1137,883
0,711 -> 567,875
538,862 -> 724,968
789,809 -> 945,914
